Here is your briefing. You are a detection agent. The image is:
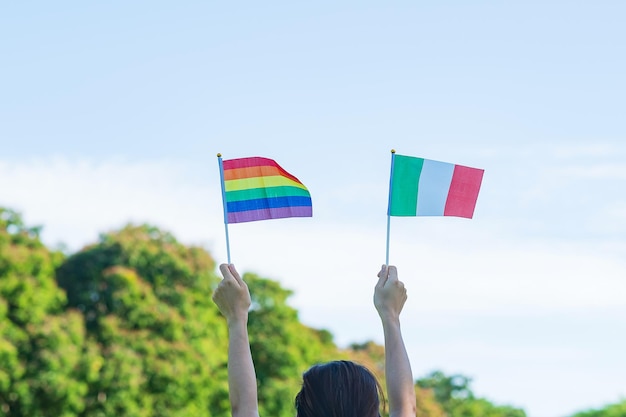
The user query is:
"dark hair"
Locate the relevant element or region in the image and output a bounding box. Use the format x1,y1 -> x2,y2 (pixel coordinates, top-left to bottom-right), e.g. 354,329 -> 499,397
295,360 -> 384,417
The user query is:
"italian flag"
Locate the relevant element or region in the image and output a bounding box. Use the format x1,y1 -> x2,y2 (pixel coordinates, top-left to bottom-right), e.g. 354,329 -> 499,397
388,154 -> 484,219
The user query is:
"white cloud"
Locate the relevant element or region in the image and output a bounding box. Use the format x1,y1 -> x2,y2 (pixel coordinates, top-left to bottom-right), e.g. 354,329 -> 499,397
0,156 -> 223,251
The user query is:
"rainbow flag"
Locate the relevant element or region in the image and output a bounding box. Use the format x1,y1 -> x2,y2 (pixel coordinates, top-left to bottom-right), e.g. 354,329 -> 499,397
388,154 -> 484,219
219,156 -> 312,224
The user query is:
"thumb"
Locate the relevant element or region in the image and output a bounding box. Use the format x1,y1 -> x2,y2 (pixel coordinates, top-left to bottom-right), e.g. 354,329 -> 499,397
219,263 -> 239,285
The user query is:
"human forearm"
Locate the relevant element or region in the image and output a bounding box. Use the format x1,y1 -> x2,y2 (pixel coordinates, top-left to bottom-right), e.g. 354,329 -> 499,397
381,315 -> 416,417
227,318 -> 259,417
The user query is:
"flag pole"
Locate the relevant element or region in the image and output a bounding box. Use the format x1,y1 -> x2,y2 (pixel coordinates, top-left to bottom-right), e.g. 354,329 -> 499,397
385,149 -> 396,265
217,153 -> 232,264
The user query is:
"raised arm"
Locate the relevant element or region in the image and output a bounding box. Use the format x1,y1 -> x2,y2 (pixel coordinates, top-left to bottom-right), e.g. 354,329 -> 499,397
374,265 -> 417,417
212,263 -> 260,417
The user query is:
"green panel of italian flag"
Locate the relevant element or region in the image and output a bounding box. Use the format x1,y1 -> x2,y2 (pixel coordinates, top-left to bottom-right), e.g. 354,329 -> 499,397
388,154 -> 484,219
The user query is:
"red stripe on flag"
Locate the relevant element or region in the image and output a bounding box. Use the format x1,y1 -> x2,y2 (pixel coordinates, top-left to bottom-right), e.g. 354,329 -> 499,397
223,157 -> 302,184
443,165 -> 484,218
223,157 -> 274,170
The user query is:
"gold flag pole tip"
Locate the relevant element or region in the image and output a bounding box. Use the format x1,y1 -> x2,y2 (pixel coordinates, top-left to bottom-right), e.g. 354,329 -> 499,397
217,153 -> 222,157
391,149 -> 396,154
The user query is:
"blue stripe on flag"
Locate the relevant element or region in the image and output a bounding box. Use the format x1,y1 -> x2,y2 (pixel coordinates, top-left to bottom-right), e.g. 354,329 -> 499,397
227,196 -> 312,213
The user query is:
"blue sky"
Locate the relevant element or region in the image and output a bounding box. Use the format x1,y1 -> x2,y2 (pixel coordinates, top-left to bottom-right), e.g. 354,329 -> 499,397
2,2 -> 625,416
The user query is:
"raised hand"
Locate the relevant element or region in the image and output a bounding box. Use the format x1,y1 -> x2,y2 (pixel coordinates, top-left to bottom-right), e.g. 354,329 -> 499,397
212,263 -> 252,324
374,264 -> 408,321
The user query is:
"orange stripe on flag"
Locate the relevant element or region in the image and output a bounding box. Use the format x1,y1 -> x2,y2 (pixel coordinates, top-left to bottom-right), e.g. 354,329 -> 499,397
224,165 -> 284,181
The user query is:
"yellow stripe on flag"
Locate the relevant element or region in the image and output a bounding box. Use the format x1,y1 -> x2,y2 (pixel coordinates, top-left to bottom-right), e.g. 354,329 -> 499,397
225,175 -> 308,192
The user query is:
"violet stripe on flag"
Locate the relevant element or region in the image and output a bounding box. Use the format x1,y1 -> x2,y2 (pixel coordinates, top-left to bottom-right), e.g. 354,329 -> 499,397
228,206 -> 311,223
220,156 -> 312,224
388,154 -> 484,219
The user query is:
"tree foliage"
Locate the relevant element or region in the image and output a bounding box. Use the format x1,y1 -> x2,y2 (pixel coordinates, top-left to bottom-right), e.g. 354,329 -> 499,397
0,208 -> 90,416
416,371 -> 526,417
56,224 -> 229,417
570,401 -> 626,417
4,206 -> 620,417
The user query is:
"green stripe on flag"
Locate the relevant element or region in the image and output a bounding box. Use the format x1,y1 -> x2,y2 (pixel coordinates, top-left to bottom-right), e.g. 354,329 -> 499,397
390,155 -> 424,216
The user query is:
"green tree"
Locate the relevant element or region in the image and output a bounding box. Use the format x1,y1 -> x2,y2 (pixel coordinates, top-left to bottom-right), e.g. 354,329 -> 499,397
55,224 -> 230,417
570,400 -> 626,417
417,371 -> 472,404
416,370 -> 526,417
0,208 -> 93,416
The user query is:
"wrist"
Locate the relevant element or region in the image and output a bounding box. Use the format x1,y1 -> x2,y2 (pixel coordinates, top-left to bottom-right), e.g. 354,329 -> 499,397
226,313 -> 249,329
379,313 -> 401,327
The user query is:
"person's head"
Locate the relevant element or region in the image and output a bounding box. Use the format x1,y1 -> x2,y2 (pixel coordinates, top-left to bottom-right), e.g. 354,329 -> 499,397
295,360 -> 384,417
